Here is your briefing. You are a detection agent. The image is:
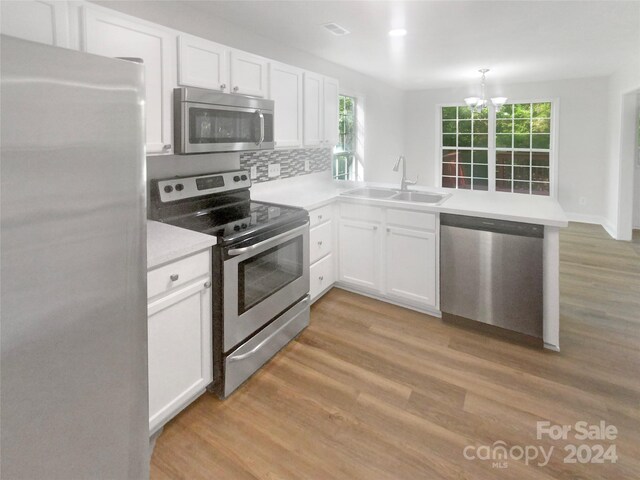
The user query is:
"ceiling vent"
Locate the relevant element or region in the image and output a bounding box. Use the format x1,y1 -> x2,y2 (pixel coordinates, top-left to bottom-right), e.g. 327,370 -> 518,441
322,22 -> 350,36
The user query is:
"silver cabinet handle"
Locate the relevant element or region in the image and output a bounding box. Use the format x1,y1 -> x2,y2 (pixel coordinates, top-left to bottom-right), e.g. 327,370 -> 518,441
318,214 -> 323,220
255,109 -> 264,146
319,275 -> 324,281
162,144 -> 171,151
220,83 -> 226,91
204,281 -> 211,288
373,226 -> 378,230
386,227 -> 391,232
233,86 -> 239,92
170,274 -> 179,281
227,222 -> 308,256
318,240 -> 323,246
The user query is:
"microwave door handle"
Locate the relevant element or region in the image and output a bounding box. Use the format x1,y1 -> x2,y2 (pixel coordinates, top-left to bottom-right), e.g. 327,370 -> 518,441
255,109 -> 264,146
227,222 -> 308,256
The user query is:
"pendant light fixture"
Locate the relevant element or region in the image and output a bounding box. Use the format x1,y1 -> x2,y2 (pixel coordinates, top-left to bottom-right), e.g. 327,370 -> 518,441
464,69 -> 507,112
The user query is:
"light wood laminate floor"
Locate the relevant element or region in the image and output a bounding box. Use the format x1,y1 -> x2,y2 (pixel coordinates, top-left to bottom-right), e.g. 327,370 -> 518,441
150,223 -> 640,479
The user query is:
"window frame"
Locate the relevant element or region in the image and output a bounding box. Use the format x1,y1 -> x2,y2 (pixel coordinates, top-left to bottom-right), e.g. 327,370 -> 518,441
333,91 -> 364,181
435,98 -> 559,197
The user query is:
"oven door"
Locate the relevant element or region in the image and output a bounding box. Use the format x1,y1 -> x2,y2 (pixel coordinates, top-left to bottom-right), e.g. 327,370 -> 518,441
223,222 -> 309,351
179,101 -> 274,154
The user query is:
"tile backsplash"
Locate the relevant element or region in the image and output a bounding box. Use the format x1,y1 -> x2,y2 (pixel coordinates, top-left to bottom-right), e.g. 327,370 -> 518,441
240,147 -> 332,183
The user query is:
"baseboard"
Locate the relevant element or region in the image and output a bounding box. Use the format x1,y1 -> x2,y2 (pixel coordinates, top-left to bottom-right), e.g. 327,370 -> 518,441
544,342 -> 560,352
333,283 -> 442,318
601,220 -> 617,239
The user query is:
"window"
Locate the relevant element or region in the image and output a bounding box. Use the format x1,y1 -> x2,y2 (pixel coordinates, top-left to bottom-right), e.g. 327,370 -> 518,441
496,102 -> 552,195
440,101 -> 554,195
334,94 -> 360,180
441,106 -> 489,190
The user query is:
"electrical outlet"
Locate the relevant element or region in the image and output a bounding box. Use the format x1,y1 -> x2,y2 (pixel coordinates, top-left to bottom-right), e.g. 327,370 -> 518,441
305,160 -> 310,172
268,163 -> 280,178
250,166 -> 257,180
579,196 -> 587,206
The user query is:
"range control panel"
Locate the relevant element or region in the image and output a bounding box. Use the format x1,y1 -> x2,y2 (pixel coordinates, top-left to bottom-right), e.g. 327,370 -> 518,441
157,170 -> 251,202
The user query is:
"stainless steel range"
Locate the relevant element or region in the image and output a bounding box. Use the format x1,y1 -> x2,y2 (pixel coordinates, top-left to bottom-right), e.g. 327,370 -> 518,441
149,170 -> 309,397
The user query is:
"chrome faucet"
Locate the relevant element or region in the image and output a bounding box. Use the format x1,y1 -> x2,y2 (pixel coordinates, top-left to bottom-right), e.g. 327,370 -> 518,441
392,155 -> 417,191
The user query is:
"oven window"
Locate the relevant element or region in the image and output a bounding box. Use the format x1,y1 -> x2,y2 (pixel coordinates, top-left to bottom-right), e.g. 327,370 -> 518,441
237,237 -> 303,314
189,107 -> 274,144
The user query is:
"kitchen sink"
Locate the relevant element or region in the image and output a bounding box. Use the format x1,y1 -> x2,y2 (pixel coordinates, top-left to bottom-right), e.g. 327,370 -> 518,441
342,187 -> 449,205
391,191 -> 448,204
343,187 -> 398,199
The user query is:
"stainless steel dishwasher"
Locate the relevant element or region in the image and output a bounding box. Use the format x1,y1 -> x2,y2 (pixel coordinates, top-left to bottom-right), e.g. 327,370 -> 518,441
440,214 -> 544,338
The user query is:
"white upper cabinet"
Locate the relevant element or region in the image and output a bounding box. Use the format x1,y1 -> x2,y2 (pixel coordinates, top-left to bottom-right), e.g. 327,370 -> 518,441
268,62 -> 303,148
303,71 -> 324,147
0,0 -> 69,47
323,76 -> 340,147
81,6 -> 176,154
230,50 -> 268,97
9,2 -> 342,154
177,34 -> 229,92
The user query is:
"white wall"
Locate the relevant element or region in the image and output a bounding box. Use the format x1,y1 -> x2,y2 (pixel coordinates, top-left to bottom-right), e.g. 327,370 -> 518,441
400,77 -> 610,220
604,60 -> 640,240
91,1 -> 405,183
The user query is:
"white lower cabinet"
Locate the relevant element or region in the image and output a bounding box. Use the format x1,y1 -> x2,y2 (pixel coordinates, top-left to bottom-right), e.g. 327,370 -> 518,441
308,205 -> 335,302
310,253 -> 335,301
337,202 -> 439,311
338,219 -> 381,291
147,250 -> 212,435
385,226 -> 436,306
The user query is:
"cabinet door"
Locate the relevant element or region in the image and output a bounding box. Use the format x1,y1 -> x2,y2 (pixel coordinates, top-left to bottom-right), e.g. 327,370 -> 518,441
230,50 -> 268,97
386,227 -> 436,307
178,34 -> 229,92
82,6 -> 176,154
147,277 -> 212,434
268,62 -> 303,148
323,76 -> 339,147
338,219 -> 380,291
310,253 -> 335,302
303,71 -> 323,147
0,0 -> 69,47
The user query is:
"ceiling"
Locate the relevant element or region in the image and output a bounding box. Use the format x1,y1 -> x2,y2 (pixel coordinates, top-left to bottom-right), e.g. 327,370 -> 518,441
186,0 -> 640,90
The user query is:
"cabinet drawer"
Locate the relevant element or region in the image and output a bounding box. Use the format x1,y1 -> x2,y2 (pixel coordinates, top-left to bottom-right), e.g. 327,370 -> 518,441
386,209 -> 436,231
148,249 -> 210,299
310,221 -> 333,264
340,202 -> 382,222
309,204 -> 332,228
310,253 -> 334,301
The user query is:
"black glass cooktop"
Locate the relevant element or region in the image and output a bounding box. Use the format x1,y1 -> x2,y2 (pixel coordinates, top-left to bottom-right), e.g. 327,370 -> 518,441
161,199 -> 308,244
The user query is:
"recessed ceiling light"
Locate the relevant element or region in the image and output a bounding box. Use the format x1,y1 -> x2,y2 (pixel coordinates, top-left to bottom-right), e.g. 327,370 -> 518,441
388,28 -> 407,37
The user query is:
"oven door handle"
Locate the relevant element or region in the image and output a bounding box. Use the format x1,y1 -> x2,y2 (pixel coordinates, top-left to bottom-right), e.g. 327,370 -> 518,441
227,222 -> 309,256
228,297 -> 309,362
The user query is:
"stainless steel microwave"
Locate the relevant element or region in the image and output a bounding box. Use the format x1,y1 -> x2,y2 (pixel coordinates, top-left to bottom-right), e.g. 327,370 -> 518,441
173,87 -> 274,154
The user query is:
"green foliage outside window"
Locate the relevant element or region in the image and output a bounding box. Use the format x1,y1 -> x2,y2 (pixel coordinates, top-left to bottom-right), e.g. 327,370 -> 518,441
334,95 -> 359,180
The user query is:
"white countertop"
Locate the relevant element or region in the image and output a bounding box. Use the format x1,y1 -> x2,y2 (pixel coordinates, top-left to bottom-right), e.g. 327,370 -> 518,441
250,172 -> 356,210
147,221 -> 217,269
251,172 -> 568,227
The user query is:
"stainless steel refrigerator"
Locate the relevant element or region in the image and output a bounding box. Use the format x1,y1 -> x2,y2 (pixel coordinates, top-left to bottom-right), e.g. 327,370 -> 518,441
1,35 -> 149,479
